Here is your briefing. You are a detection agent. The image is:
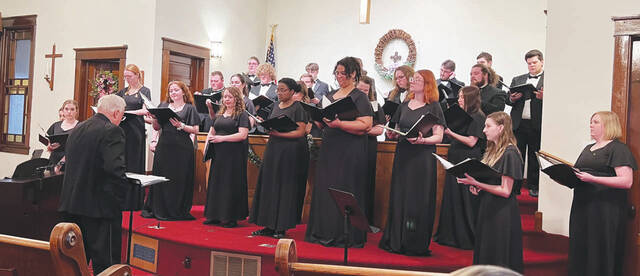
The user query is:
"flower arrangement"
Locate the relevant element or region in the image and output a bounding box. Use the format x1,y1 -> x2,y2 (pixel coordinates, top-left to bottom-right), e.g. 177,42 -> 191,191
89,71 -> 119,98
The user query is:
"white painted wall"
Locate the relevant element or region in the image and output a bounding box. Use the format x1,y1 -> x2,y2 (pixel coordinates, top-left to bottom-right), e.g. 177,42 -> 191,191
265,0 -> 547,98
539,0 -> 640,235
0,0 -> 157,177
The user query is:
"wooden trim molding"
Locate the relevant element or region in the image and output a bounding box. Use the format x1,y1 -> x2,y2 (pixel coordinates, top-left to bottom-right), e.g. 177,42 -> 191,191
611,36 -> 632,141
613,16 -> 640,36
160,38 -> 210,102
73,45 -> 127,121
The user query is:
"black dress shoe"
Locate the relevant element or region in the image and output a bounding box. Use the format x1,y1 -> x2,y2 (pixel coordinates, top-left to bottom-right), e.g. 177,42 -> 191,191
272,231 -> 286,239
252,228 -> 274,236
140,210 -> 154,218
222,221 -> 237,228
203,219 -> 221,225
529,189 -> 539,197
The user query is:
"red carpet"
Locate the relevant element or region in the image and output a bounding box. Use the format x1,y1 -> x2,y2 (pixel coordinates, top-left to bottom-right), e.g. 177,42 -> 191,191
122,188 -> 567,275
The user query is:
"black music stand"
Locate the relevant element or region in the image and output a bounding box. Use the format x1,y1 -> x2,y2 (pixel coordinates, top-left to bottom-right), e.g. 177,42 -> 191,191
328,188 -> 373,265
125,176 -> 167,264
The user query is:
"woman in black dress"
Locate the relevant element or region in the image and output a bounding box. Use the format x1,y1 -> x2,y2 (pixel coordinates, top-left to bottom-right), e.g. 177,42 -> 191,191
116,64 -> 151,174
435,86 -> 486,249
569,111 -> 637,276
458,111 -> 523,272
147,81 -> 200,221
379,70 -> 445,256
203,87 -> 250,228
46,100 -> 79,165
305,57 -> 373,248
250,78 -> 309,238
356,76 -> 385,223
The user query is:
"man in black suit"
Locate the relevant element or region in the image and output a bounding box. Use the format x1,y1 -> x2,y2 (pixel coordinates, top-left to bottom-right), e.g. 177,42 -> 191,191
470,63 -> 506,115
195,71 -> 225,131
306,62 -> 330,102
58,94 -> 128,274
477,51 -> 504,89
507,49 -> 545,197
437,59 -> 465,110
245,56 -> 261,91
249,63 -> 277,101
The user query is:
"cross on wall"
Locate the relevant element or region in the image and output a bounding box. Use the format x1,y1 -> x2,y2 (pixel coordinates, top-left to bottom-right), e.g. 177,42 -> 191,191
44,44 -> 63,91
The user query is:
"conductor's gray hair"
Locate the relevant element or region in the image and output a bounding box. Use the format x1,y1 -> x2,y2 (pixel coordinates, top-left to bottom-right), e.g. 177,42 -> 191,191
450,265 -> 522,276
97,94 -> 126,114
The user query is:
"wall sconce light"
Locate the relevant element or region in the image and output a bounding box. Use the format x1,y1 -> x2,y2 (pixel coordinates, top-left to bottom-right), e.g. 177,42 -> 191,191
210,41 -> 223,59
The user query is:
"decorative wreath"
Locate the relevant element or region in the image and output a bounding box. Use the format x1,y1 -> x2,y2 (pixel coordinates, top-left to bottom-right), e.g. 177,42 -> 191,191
374,29 -> 417,80
89,71 -> 119,98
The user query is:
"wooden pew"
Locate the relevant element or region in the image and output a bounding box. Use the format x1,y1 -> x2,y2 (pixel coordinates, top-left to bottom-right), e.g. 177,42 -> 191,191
274,239 -> 448,276
0,223 -> 130,276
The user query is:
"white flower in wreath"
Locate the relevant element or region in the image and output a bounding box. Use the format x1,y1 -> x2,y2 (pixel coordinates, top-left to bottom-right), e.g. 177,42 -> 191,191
374,29 -> 417,81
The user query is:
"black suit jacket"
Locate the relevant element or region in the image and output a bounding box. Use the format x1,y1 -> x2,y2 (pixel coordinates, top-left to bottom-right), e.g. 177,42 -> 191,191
436,77 -> 465,98
480,85 -> 507,115
58,113 -> 128,218
506,72 -> 544,130
249,83 -> 278,102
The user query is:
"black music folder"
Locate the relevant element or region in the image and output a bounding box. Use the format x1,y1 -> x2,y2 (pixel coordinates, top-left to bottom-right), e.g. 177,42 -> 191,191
259,114 -> 298,132
384,113 -> 439,138
301,96 -> 359,122
38,133 -> 69,149
438,81 -> 462,101
203,142 -> 215,162
382,100 -> 399,117
194,93 -> 222,113
444,104 -> 473,133
147,107 -> 181,125
536,152 -> 582,189
432,153 -> 502,183
252,95 -> 274,110
506,83 -> 538,99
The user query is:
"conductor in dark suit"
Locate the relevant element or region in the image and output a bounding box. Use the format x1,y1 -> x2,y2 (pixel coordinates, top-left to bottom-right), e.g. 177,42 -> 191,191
58,94 -> 128,274
507,49 -> 544,197
470,63 -> 506,115
306,62 -> 330,102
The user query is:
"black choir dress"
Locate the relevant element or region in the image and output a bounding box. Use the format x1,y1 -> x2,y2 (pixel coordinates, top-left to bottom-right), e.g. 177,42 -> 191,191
204,112 -> 251,222
366,102 -> 385,223
379,101 -> 446,256
46,121 -> 77,165
116,87 -> 151,174
305,89 -> 374,247
569,139 -> 637,276
148,103 -> 200,220
249,102 -> 309,232
435,111 -> 486,249
473,145 -> 523,272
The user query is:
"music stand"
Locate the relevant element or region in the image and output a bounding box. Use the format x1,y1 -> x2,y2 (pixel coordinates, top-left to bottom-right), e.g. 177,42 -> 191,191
328,188 -> 373,265
125,175 -> 168,264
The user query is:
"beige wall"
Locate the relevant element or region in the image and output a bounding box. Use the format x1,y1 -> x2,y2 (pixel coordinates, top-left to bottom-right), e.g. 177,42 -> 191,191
266,0 -> 547,96
540,0 -> 640,235
0,0 -> 157,177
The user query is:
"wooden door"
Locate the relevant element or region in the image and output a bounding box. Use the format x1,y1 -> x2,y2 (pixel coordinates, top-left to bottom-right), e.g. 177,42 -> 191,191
82,61 -> 119,119
611,16 -> 640,276
160,38 -> 209,104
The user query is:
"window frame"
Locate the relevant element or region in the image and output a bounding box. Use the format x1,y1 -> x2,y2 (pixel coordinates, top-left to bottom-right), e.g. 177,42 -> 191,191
0,15 -> 37,154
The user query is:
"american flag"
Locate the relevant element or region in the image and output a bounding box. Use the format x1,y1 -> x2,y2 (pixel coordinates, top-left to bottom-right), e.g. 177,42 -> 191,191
265,31 -> 275,67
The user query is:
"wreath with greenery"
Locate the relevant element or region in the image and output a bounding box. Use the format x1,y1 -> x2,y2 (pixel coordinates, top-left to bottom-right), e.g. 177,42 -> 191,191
89,71 -> 119,98
374,29 -> 417,80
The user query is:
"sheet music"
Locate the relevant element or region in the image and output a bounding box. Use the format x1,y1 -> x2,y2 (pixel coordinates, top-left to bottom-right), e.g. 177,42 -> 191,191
321,95 -> 331,107
139,93 -> 156,109
126,172 -> 169,187
432,153 -> 454,170
249,93 -> 258,100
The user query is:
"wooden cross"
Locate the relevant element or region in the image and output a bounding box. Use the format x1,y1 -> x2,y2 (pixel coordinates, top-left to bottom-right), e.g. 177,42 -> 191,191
44,44 -> 63,91
390,51 -> 402,63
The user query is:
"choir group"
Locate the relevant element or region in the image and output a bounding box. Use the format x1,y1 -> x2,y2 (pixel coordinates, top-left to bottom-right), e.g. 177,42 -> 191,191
48,51 -> 636,275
